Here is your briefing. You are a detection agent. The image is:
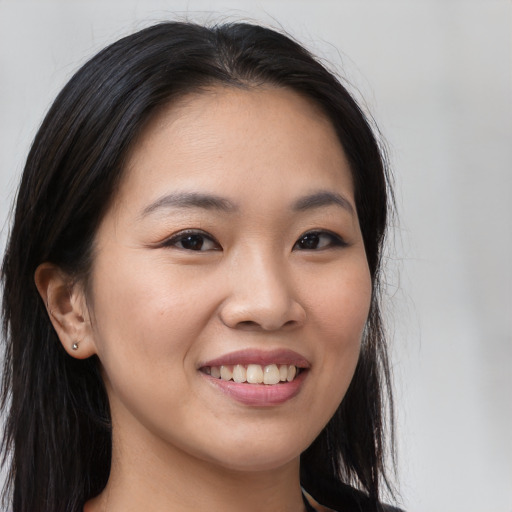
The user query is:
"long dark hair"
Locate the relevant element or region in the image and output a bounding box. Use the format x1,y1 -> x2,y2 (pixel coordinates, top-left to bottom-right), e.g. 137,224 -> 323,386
1,21 -> 395,512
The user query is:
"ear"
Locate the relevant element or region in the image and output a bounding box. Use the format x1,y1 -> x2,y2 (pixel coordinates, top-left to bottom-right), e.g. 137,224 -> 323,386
34,262 -> 97,359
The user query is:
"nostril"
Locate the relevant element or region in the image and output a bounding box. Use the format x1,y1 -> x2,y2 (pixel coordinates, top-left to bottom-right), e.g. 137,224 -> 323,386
234,318 -> 301,331
220,295 -> 306,331
236,320 -> 259,330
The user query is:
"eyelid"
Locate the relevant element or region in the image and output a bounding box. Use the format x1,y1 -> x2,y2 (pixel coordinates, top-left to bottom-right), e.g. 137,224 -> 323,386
161,229 -> 221,251
293,229 -> 348,250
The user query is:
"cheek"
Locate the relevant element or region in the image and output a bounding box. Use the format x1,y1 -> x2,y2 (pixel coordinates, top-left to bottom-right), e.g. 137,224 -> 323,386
89,253 -> 209,340
308,260 -> 371,393
86,258 -> 208,423
86,257 -> 209,390
311,261 -> 372,343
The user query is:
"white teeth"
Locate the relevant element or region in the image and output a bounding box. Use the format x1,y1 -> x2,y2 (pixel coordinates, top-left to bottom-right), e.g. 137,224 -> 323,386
263,364 -> 280,385
246,364 -> 264,384
279,364 -> 288,382
232,364 -> 247,383
208,364 -> 301,384
220,365 -> 232,381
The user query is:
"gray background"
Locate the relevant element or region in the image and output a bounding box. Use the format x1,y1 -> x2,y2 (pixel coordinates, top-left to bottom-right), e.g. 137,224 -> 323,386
1,1 -> 511,511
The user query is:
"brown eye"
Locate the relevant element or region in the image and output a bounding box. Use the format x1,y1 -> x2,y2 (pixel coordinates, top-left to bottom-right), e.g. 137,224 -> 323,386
296,233 -> 321,249
179,234 -> 206,250
293,231 -> 346,250
164,231 -> 221,251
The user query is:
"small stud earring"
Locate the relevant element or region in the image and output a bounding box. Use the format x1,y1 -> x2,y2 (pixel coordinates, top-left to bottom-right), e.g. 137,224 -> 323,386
72,342 -> 79,351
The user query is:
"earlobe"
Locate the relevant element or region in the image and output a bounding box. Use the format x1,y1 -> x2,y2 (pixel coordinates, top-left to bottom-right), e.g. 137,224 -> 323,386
34,262 -> 97,359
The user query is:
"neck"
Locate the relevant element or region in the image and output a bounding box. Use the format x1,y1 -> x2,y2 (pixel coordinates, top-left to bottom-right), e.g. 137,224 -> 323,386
85,422 -> 306,512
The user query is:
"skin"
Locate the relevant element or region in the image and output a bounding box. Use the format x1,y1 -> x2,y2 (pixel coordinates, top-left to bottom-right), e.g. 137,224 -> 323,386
36,86 -> 371,512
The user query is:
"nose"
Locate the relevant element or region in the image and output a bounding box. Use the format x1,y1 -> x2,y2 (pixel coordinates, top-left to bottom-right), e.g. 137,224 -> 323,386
219,251 -> 306,331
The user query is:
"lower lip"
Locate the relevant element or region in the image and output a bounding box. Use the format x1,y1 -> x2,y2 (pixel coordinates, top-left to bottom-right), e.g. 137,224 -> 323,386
201,370 -> 307,406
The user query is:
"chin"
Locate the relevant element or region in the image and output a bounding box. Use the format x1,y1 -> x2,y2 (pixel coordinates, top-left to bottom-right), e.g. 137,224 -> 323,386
196,429 -> 314,473
208,451 -> 300,473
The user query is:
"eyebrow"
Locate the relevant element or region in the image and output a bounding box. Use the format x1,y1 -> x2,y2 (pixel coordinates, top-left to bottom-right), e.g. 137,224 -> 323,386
292,191 -> 355,215
140,192 -> 238,217
140,189 -> 355,218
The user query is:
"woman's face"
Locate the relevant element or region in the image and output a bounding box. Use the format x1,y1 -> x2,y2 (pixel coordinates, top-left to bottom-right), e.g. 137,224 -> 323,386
84,86 -> 371,472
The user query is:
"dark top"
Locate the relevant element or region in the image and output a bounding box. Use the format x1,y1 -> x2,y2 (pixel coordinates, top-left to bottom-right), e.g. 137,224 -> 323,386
302,480 -> 403,512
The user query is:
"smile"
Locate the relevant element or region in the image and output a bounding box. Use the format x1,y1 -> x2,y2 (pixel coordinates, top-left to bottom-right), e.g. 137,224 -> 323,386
202,364 -> 301,384
199,349 -> 310,406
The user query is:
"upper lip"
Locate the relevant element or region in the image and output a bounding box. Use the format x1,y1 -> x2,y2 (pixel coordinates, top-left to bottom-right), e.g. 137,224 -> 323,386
199,348 -> 311,369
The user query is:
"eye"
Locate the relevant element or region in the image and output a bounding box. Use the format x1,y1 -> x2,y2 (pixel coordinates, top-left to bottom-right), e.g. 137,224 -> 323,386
163,230 -> 221,251
293,230 -> 346,251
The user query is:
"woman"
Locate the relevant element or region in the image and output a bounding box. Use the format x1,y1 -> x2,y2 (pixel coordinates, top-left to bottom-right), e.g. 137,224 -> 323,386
1,21 -> 399,512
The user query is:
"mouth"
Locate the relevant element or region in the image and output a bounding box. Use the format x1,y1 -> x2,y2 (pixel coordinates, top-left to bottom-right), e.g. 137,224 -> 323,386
201,363 -> 304,384
198,349 -> 310,406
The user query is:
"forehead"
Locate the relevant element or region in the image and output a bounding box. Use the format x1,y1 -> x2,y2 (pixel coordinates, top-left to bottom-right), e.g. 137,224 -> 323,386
116,86 -> 354,213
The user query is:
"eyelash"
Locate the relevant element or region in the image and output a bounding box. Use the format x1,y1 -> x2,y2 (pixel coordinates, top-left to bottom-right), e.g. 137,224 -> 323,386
161,229 -> 346,252
293,230 -> 347,251
162,230 -> 221,251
